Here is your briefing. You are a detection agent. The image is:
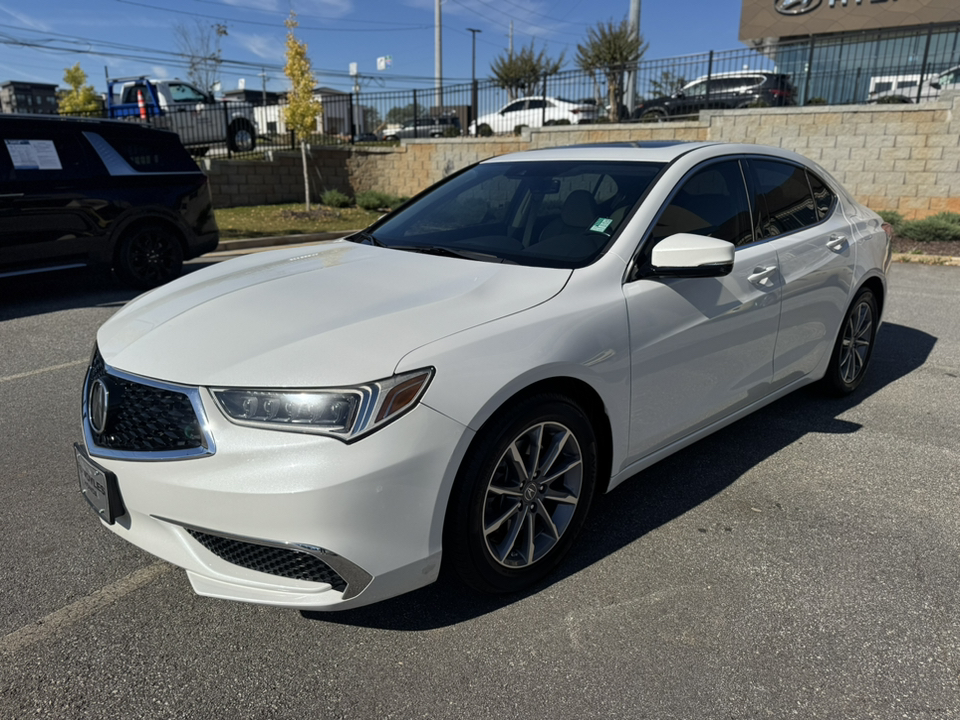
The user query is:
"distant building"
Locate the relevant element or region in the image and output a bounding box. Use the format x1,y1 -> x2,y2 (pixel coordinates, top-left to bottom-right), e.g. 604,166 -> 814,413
0,81 -> 59,114
739,0 -> 960,104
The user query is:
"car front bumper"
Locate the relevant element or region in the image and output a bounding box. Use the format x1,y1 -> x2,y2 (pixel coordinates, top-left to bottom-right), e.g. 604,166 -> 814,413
82,391 -> 473,611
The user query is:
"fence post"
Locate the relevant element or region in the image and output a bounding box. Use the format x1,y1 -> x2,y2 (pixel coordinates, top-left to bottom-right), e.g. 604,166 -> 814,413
223,101 -> 232,159
471,79 -> 478,133
803,36 -> 815,106
705,51 -> 714,105
917,25 -> 934,104
542,74 -> 548,127
349,93 -> 356,144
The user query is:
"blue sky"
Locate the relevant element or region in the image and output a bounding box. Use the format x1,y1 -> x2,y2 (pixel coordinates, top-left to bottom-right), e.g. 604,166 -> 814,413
0,0 -> 746,95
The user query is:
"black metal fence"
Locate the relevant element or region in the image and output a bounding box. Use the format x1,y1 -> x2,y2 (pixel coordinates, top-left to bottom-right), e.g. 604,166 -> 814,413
52,22 -> 960,158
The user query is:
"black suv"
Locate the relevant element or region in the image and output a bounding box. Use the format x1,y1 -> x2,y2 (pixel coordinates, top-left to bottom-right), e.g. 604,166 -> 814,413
0,115 -> 218,288
384,116 -> 461,140
633,72 -> 797,120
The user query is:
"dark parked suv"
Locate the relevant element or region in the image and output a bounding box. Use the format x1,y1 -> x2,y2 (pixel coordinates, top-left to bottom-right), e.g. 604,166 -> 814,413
0,115 -> 219,288
383,116 -> 461,140
633,71 -> 797,120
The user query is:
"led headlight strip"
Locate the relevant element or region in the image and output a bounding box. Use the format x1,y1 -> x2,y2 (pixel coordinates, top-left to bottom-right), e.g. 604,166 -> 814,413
212,368 -> 434,441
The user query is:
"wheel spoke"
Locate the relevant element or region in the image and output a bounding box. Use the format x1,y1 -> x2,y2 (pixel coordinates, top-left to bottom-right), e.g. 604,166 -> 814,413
523,511 -> 536,565
484,500 -> 521,537
535,499 -> 561,540
527,424 -> 544,480
542,487 -> 578,505
507,441 -> 530,483
535,427 -> 570,479
541,457 -> 582,485
488,484 -> 523,498
494,504 -> 529,562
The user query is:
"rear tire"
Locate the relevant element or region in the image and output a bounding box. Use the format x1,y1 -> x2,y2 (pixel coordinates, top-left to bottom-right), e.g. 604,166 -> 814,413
227,120 -> 256,152
639,107 -> 668,122
823,287 -> 878,395
114,223 -> 184,289
445,394 -> 598,594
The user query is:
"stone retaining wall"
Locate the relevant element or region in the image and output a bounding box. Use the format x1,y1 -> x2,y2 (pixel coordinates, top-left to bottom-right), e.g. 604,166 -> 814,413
204,95 -> 960,219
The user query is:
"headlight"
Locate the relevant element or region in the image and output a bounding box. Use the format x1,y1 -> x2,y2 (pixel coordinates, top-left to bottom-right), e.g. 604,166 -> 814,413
212,368 -> 434,441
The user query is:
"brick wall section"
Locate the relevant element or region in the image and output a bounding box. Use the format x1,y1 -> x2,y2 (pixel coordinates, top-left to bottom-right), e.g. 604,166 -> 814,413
204,96 -> 960,219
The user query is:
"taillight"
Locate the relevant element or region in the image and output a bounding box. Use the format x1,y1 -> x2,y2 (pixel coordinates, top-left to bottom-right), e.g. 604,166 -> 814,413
882,222 -> 894,242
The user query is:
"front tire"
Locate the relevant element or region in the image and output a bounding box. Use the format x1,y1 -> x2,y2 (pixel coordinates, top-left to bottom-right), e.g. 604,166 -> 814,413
446,394 -> 598,594
114,223 -> 184,289
824,287 -> 878,395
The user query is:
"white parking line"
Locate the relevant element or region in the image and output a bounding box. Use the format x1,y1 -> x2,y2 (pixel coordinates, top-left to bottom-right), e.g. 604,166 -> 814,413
0,360 -> 87,384
0,562 -> 172,656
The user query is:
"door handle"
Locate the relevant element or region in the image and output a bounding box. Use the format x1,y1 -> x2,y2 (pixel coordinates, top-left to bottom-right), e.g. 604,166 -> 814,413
826,234 -> 847,251
748,266 -> 777,286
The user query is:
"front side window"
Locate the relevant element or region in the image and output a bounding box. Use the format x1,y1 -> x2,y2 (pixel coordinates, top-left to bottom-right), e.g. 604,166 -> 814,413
358,160 -> 664,269
649,160 -> 753,247
168,83 -> 207,103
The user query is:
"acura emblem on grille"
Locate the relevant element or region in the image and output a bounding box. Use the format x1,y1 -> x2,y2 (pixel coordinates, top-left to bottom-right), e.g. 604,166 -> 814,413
89,378 -> 110,435
775,0 -> 821,15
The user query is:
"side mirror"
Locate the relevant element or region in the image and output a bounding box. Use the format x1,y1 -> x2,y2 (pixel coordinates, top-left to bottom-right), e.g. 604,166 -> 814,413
930,81 -> 942,90
649,233 -> 735,278
674,91 -> 685,99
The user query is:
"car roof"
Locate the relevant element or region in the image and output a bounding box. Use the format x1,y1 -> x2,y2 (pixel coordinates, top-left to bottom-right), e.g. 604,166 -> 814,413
484,141 -> 718,164
0,113 -> 175,134
482,141 -> 812,166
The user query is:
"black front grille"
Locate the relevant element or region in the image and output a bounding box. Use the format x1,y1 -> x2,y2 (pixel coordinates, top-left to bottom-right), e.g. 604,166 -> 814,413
186,530 -> 347,592
87,349 -> 204,453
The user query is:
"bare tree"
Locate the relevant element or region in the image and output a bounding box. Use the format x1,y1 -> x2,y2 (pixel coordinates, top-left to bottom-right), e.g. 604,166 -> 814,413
173,19 -> 228,94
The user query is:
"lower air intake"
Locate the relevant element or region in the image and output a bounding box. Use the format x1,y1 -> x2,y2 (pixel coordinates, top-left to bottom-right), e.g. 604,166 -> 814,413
187,529 -> 347,592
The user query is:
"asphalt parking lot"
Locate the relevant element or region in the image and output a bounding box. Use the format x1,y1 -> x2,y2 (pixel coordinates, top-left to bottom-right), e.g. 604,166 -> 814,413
0,259 -> 958,719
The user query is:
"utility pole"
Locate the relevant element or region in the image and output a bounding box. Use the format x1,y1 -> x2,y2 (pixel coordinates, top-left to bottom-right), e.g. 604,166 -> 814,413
435,0 -> 443,113
509,21 -> 514,59
258,68 -> 268,106
625,0 -> 641,114
468,28 -> 481,129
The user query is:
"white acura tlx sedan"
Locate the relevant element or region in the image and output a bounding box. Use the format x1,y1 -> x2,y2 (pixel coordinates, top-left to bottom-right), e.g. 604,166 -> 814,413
76,142 -> 892,610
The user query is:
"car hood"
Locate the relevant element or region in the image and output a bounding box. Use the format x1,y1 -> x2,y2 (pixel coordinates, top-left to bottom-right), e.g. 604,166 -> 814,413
99,241 -> 571,387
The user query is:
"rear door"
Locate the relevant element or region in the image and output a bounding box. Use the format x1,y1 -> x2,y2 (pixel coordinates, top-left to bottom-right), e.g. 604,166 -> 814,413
744,157 -> 855,387
0,123 -> 107,273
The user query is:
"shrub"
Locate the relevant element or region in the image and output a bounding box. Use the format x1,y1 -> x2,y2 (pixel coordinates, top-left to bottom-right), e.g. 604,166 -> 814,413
513,124 -> 528,136
443,125 -> 461,137
875,95 -> 912,104
320,189 -> 352,208
543,118 -> 571,126
898,212 -> 960,243
806,97 -> 828,105
477,123 -> 493,137
355,190 -> 403,211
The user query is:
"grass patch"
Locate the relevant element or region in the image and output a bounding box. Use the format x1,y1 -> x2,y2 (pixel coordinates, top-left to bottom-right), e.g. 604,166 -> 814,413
215,203 -> 383,239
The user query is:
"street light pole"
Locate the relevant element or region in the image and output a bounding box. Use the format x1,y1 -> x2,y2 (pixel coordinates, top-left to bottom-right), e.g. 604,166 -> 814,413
468,28 -> 481,130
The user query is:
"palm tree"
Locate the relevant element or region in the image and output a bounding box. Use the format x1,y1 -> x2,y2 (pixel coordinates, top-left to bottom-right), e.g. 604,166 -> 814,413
576,19 -> 648,122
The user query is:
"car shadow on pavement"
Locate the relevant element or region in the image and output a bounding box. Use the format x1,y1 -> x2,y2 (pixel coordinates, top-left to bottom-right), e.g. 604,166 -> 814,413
0,262 -> 218,322
306,322 -> 936,630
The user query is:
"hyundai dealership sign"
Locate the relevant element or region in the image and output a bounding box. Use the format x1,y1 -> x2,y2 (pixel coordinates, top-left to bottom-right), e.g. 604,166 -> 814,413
741,0 -> 960,41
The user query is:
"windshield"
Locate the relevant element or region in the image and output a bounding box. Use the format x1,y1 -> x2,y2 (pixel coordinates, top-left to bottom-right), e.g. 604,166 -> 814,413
359,160 -> 664,269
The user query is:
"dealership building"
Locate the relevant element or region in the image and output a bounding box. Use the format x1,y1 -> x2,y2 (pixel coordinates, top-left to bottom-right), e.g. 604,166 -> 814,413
739,0 -> 960,104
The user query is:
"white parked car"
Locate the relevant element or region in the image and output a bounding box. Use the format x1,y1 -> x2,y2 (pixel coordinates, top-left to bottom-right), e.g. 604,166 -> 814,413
471,96 -> 597,134
77,142 -> 891,611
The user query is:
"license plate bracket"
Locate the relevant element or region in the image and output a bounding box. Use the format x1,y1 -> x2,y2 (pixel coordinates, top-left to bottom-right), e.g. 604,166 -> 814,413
75,444 -> 124,525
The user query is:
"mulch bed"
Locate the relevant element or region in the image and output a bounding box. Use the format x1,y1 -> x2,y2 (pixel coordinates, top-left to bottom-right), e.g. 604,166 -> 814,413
891,236 -> 960,257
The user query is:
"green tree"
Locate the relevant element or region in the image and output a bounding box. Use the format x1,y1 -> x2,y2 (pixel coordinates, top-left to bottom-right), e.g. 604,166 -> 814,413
58,63 -> 101,115
385,102 -> 420,125
576,19 -> 648,122
283,12 -> 323,210
490,42 -> 564,101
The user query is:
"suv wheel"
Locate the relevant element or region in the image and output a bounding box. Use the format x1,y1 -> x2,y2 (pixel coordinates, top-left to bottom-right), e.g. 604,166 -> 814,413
115,223 -> 184,289
227,120 -> 256,152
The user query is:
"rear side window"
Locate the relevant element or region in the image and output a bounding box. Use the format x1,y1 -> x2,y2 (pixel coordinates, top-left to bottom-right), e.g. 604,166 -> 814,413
807,171 -> 836,220
85,129 -> 199,173
1,130 -> 97,182
750,159 -> 818,238
650,160 -> 753,246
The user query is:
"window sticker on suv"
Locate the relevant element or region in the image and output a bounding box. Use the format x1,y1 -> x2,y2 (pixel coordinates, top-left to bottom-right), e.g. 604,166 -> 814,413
4,139 -> 62,170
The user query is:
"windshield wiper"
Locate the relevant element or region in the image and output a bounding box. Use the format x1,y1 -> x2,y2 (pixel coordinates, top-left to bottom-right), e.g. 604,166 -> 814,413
390,245 -> 511,264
